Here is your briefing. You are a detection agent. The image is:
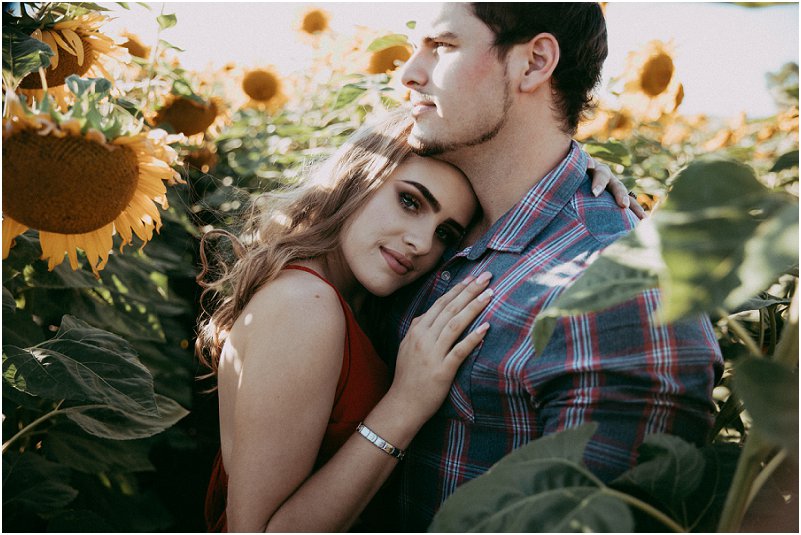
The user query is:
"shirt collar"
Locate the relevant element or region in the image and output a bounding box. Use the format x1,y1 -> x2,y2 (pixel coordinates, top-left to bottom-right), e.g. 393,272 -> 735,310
466,141 -> 588,260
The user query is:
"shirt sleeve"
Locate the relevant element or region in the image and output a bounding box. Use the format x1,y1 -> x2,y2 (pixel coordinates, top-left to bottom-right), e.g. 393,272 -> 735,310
527,288 -> 723,482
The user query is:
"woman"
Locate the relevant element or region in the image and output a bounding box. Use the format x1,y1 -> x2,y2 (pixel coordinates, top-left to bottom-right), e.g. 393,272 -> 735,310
197,110 -> 636,532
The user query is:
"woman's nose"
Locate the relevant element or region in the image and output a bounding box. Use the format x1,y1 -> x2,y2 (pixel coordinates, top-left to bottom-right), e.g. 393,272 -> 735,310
403,228 -> 433,256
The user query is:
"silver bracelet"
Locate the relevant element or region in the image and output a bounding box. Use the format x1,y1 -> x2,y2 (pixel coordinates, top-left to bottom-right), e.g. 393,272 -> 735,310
356,422 -> 406,461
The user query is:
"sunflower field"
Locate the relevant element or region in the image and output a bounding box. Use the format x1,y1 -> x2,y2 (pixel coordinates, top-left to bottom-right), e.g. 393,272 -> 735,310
2,3 -> 798,532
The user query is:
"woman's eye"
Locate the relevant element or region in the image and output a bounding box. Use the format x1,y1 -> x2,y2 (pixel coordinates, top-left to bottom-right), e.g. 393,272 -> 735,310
399,192 -> 420,211
435,226 -> 458,245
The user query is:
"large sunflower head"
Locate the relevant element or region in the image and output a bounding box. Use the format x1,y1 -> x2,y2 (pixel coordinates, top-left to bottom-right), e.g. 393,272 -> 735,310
16,8 -> 128,109
154,94 -> 223,138
619,40 -> 683,122
241,67 -> 287,112
2,88 -> 182,276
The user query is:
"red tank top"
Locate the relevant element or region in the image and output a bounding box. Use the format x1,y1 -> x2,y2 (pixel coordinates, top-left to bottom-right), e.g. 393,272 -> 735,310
204,265 -> 391,532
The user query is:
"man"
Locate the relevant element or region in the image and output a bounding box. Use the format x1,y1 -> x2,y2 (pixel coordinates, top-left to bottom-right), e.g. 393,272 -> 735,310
391,3 -> 723,529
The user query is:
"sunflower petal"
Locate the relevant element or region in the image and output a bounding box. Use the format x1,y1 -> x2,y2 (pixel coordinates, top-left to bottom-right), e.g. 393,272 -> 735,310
61,28 -> 84,66
51,30 -> 77,57
2,218 -> 29,258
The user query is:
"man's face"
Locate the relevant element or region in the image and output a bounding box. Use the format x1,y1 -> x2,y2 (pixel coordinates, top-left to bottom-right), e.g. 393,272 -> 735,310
400,3 -> 513,156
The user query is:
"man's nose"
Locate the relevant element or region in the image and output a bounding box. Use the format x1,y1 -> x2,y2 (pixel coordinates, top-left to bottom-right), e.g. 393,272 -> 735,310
400,49 -> 428,89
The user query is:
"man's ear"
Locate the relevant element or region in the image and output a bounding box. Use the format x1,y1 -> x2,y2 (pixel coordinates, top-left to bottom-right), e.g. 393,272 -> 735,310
520,33 -> 560,93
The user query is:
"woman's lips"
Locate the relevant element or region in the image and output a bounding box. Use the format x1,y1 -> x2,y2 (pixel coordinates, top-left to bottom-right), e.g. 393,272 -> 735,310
381,247 -> 412,275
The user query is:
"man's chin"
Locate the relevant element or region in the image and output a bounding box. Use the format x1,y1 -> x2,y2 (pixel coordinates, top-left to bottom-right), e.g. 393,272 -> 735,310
408,133 -> 446,157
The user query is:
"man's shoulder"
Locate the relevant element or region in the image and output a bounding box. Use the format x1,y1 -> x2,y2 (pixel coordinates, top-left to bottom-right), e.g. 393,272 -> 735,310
560,180 -> 640,248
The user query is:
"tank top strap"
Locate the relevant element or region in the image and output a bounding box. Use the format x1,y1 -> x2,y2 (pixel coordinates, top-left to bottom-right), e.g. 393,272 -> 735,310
284,264 -> 347,306
283,264 -> 351,404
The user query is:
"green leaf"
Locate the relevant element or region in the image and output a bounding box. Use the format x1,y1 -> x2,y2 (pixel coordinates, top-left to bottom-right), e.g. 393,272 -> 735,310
611,434 -> 706,515
2,26 -> 53,83
23,261 -> 99,289
656,156 -> 798,321
532,224 -> 661,354
430,423 -> 634,532
3,286 -> 16,315
733,358 -> 799,459
64,394 -> 189,440
47,510 -> 115,533
158,38 -> 184,52
333,83 -> 367,110
2,453 -> 78,513
770,150 -> 799,172
65,75 -> 112,98
726,203 -> 799,310
583,140 -> 633,167
730,292 -> 791,314
156,13 -> 177,30
366,33 -> 409,52
2,315 -> 158,414
406,20 -> 417,29
45,424 -> 155,473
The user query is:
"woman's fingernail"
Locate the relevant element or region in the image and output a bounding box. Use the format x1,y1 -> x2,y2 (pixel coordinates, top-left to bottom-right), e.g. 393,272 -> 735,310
461,275 -> 475,285
478,289 -> 493,302
592,186 -> 602,196
477,322 -> 490,333
475,271 -> 492,285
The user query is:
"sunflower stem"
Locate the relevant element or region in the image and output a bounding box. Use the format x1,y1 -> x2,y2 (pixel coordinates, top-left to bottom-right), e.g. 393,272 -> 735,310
2,401 -> 64,454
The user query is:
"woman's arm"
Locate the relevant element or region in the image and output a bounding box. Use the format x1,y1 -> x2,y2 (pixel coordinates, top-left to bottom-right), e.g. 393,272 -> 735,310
222,272 -> 493,532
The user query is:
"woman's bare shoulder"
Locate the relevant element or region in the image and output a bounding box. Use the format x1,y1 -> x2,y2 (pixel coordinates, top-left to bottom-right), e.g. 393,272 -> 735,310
231,268 -> 346,354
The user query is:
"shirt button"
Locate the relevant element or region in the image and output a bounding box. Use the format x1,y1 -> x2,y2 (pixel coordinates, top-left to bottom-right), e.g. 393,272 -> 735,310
441,271 -> 452,282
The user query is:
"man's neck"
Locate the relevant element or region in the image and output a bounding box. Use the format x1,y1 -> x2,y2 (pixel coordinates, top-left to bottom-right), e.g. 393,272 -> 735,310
442,120 -> 572,239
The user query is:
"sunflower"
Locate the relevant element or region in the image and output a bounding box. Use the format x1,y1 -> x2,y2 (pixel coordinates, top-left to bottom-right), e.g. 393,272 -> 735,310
2,94 -> 182,276
120,31 -> 151,60
576,108 -> 634,142
18,12 -> 128,109
184,144 -> 219,174
298,7 -> 331,36
619,40 -> 683,122
154,95 -> 223,138
241,68 -> 288,112
367,44 -> 412,75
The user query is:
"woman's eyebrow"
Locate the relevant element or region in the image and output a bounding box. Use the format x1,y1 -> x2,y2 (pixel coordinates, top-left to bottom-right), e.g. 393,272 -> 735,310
401,180 -> 441,212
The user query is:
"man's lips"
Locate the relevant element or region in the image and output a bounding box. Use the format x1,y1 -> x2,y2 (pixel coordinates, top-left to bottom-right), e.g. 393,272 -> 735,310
381,247 -> 413,275
411,97 -> 436,116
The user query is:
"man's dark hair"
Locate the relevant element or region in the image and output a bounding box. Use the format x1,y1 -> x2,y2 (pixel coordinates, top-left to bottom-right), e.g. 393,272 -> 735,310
471,2 -> 608,135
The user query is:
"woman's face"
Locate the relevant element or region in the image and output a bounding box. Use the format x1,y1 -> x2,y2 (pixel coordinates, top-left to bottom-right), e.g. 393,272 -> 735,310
341,154 -> 477,297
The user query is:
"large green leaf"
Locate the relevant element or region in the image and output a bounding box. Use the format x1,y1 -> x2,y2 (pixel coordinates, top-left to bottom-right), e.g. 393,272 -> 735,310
430,423 -> 634,532
770,150 -> 799,172
2,315 -> 158,414
611,434 -> 706,515
532,224 -> 661,354
533,155 -> 799,352
733,357 -> 799,458
63,394 -> 189,440
2,453 -> 78,513
726,203 -> 799,309
2,26 -> 53,83
44,424 -> 155,473
656,156 -> 797,321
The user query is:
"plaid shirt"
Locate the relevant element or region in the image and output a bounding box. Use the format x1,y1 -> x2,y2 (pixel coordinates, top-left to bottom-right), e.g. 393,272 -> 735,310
390,142 -> 723,530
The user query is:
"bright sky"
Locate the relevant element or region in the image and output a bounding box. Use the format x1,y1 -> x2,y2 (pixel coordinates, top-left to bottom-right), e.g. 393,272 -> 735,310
101,2 -> 799,119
